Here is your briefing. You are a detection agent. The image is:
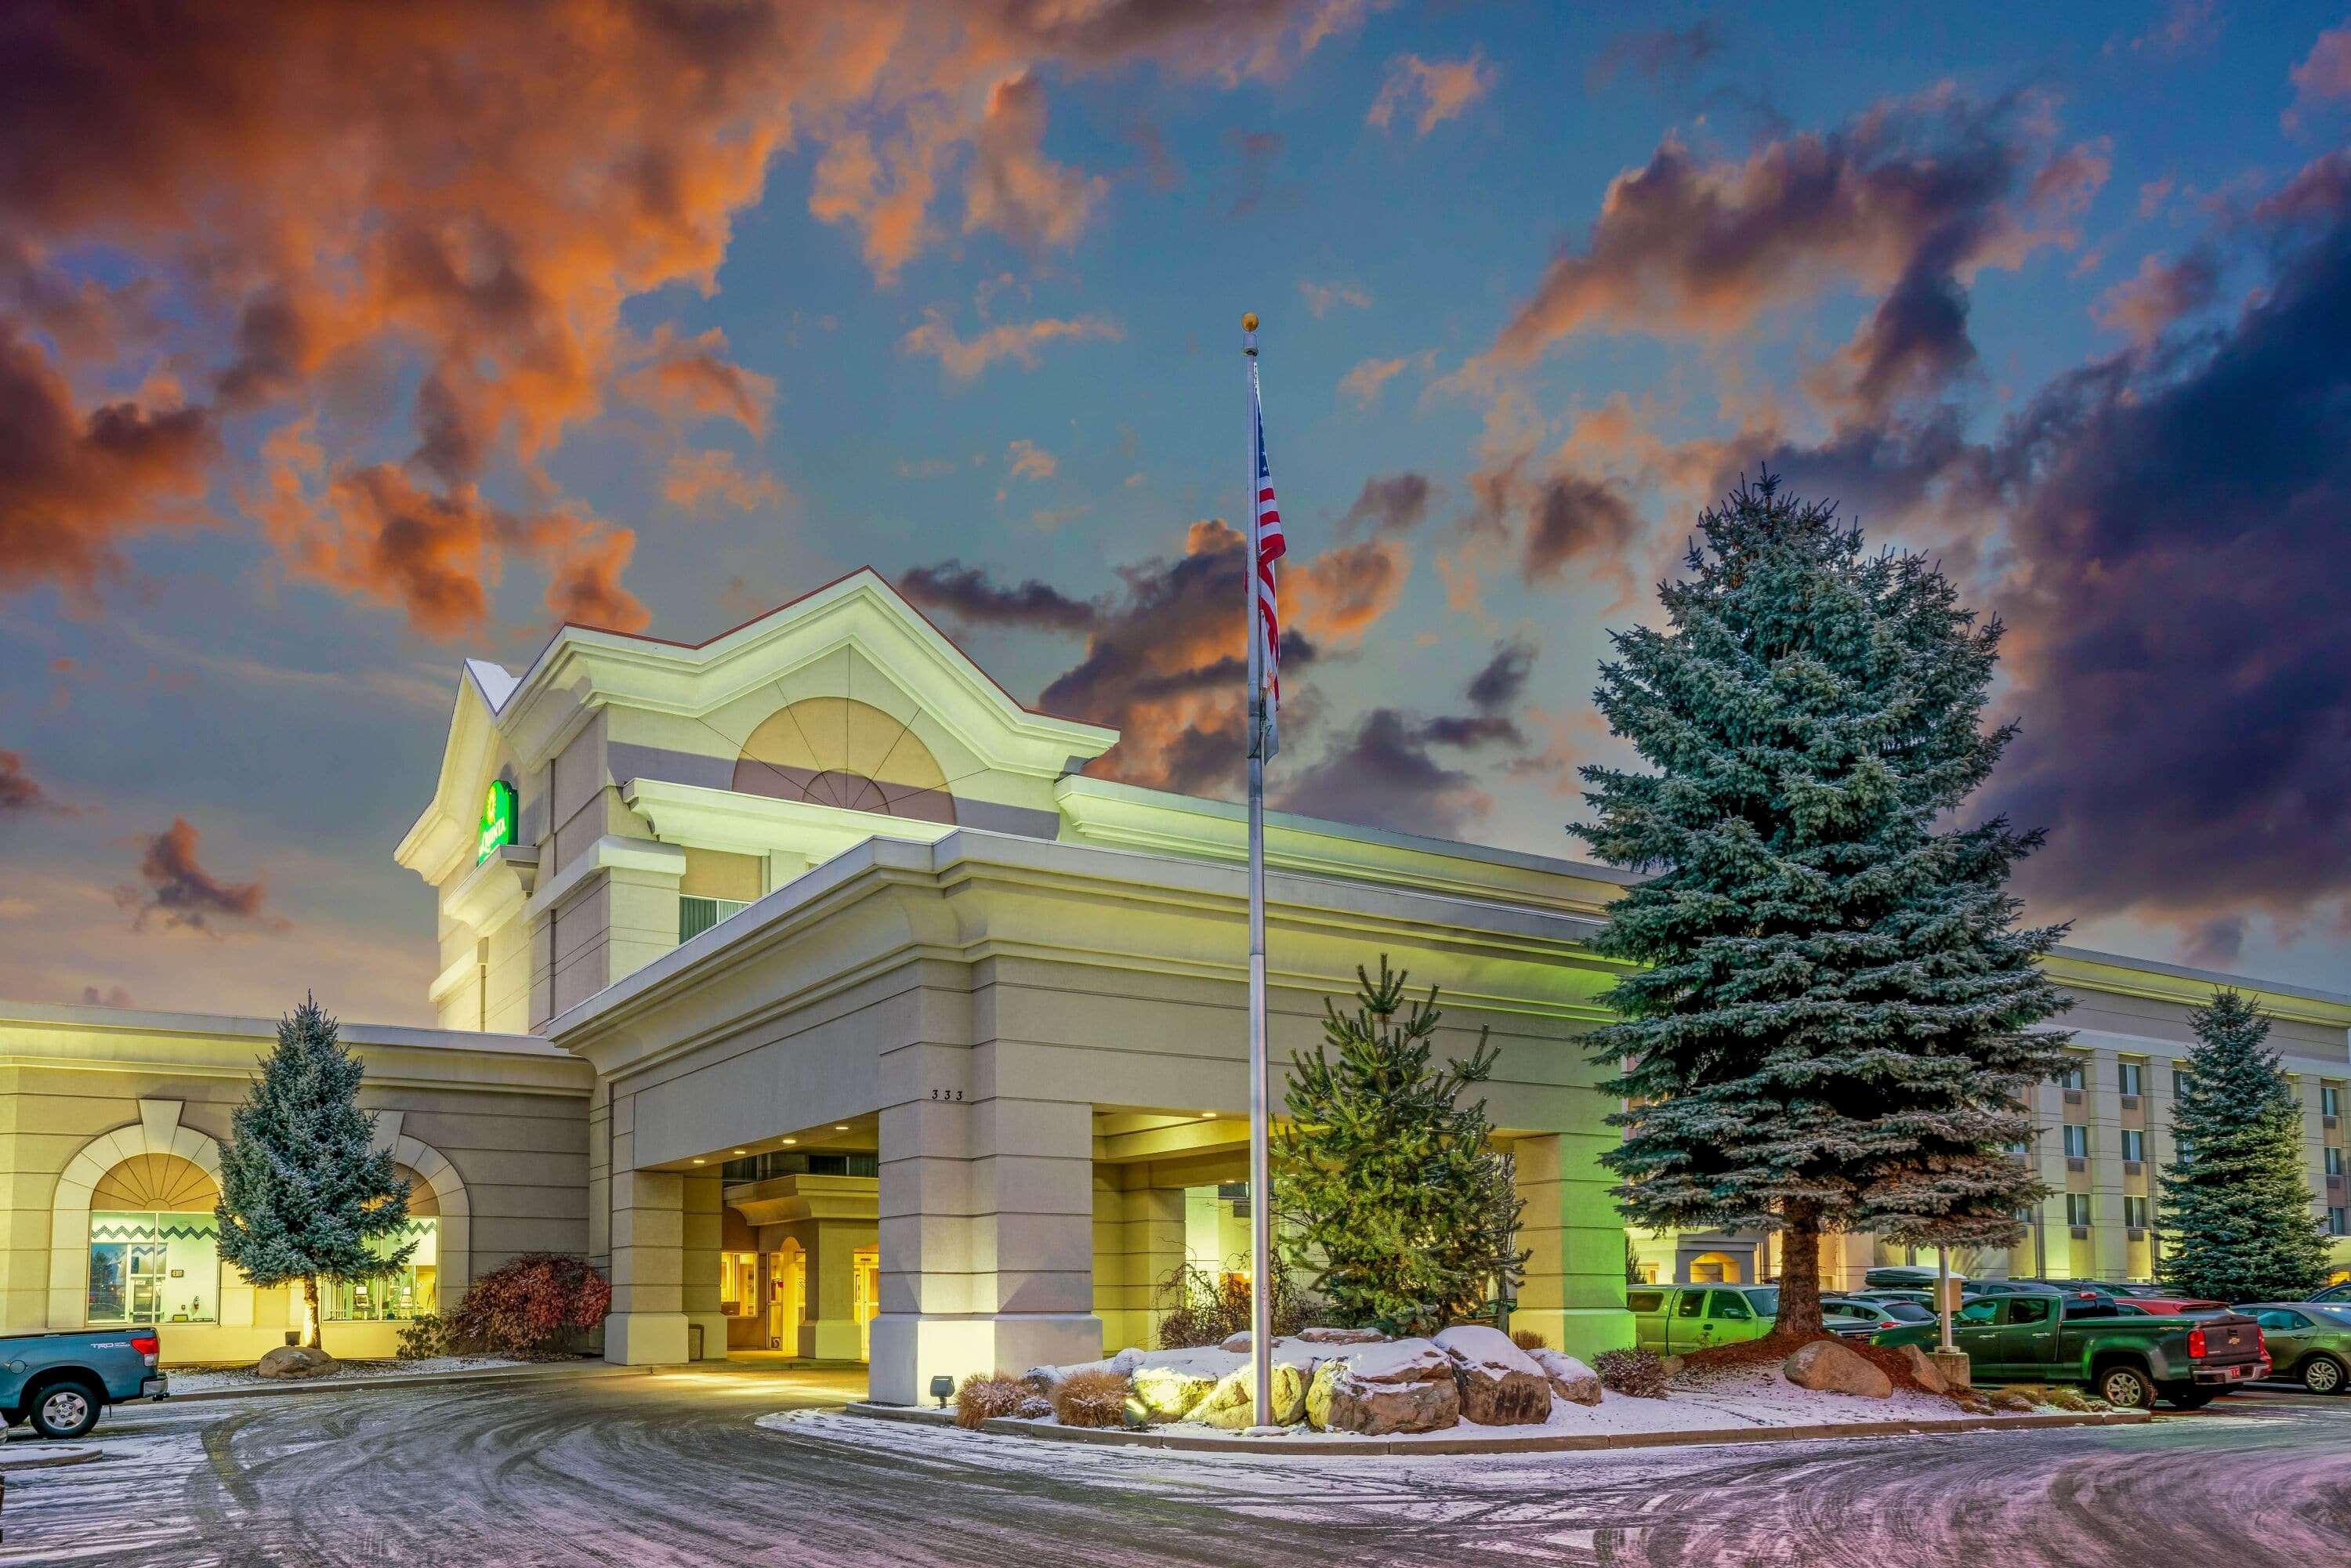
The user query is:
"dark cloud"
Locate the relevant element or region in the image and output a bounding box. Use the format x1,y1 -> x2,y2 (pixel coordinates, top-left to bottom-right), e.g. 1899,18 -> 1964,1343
1339,472 -> 1434,535
112,817 -> 280,934
1521,471 -> 1644,585
898,561 -> 1099,633
1273,708 -> 1491,838
1588,23 -> 1724,89
1465,639 -> 1535,711
1979,177 -> 2351,933
82,984 -> 133,1008
0,750 -> 55,814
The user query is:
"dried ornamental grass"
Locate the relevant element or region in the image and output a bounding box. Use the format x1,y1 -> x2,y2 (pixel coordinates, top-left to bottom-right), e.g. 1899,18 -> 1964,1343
1595,1347 -> 1669,1400
955,1371 -> 1030,1430
1509,1328 -> 1549,1353
1050,1367 -> 1132,1429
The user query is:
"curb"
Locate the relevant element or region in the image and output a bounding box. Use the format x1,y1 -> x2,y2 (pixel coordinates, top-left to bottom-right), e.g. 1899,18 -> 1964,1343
839,1401 -> 2151,1456
0,1444 -> 102,1471
157,1360 -> 657,1405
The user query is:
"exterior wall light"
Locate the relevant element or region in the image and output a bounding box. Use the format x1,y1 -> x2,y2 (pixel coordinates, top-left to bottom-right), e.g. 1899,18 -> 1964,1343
690,1158 -> 705,1164
781,1137 -> 797,1146
929,1374 -> 954,1409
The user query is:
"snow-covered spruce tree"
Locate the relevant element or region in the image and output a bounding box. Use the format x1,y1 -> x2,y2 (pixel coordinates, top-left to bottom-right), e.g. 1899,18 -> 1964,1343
216,996 -> 412,1349
2156,990 -> 2332,1302
1275,959 -> 1528,1337
1575,474 -> 2072,1342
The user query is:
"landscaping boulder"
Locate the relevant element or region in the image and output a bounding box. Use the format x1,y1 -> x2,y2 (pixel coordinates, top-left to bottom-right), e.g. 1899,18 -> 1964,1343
1295,1326 -> 1386,1345
1895,1344 -> 1948,1396
1193,1360 -> 1308,1429
1782,1339 -> 1893,1399
1527,1346 -> 1603,1407
255,1345 -> 339,1380
1433,1324 -> 1552,1425
1129,1363 -> 1219,1423
1304,1341 -> 1461,1436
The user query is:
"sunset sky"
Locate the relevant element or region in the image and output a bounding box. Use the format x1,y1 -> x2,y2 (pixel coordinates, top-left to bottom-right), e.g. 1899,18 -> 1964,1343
3,1 -> 2348,1021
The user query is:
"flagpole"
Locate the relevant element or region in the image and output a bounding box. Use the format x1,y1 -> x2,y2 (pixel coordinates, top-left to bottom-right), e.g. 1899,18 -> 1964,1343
1242,310 -> 1273,1430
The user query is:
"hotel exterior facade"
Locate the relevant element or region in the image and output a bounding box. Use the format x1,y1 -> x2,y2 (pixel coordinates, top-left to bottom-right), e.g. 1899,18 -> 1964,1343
3,570 -> 2346,1385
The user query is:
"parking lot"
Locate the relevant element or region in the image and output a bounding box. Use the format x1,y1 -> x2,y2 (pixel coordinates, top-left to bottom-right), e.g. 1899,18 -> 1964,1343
0,1367 -> 2345,1566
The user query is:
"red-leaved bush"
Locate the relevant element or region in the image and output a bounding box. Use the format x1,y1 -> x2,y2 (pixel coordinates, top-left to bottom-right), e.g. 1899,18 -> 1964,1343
445,1253 -> 612,1360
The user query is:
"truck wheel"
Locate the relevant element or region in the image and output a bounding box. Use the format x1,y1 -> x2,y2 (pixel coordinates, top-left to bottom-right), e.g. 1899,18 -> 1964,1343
2096,1365 -> 2156,1410
2304,1355 -> 2346,1395
29,1378 -> 102,1439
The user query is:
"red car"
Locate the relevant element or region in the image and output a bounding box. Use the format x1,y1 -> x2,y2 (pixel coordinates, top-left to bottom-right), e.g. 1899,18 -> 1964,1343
2103,1284 -> 2229,1314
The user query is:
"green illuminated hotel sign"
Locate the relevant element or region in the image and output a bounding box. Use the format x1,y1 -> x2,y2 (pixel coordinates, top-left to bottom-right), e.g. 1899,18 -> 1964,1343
476,779 -> 517,865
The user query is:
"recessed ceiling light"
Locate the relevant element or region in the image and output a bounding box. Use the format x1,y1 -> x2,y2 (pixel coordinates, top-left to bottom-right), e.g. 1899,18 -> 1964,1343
691,1158 -> 705,1165
732,1148 -> 747,1155
781,1137 -> 797,1145
834,1124 -> 849,1131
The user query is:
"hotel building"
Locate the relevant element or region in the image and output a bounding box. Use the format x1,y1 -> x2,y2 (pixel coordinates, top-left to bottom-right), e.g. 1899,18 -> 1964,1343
4,571 -> 2345,1389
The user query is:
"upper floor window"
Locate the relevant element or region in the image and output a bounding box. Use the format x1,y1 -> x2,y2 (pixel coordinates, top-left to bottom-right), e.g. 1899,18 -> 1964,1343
2117,1062 -> 2143,1096
2325,1085 -> 2343,1117
2063,1124 -> 2089,1159
2120,1129 -> 2145,1162
2328,1147 -> 2346,1177
2065,1193 -> 2094,1226
2058,1061 -> 2086,1092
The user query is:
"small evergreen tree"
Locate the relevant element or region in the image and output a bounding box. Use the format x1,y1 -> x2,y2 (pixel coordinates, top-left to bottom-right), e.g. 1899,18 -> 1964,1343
216,997 -> 412,1349
1576,475 -> 2073,1341
1275,958 -> 1527,1336
2157,990 -> 2331,1302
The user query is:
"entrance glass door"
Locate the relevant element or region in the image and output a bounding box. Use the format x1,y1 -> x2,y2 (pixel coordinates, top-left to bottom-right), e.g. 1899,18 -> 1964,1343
852,1248 -> 878,1362
769,1250 -> 804,1353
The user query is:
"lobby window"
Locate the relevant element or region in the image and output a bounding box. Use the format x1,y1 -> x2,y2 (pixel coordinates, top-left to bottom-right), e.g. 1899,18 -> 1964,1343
2117,1062 -> 2143,1096
327,1218 -> 440,1321
2124,1196 -> 2150,1229
679,896 -> 751,944
89,1211 -> 219,1325
2062,1124 -> 2089,1159
2065,1193 -> 2094,1227
2120,1129 -> 2145,1162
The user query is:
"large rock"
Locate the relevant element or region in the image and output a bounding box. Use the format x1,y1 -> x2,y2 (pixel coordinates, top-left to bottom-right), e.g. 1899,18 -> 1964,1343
1305,1341 -> 1462,1436
1895,1344 -> 1948,1396
1193,1360 -> 1308,1429
1433,1324 -> 1552,1425
1783,1339 -> 1893,1399
255,1345 -> 339,1380
1527,1346 -> 1603,1407
1129,1363 -> 1219,1422
1294,1326 -> 1386,1345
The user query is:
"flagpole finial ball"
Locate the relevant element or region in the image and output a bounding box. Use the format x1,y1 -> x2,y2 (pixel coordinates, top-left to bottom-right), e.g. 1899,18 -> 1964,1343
1241,312 -> 1259,332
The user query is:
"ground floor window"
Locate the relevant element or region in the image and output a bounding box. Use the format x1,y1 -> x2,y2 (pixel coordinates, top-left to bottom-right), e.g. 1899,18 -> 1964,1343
89,1211 -> 219,1324
327,1219 -> 440,1321
719,1250 -> 759,1315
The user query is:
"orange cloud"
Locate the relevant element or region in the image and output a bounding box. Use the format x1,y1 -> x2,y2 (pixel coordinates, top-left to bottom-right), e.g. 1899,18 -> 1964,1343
901,309 -> 1124,380
661,449 -> 787,514
965,73 -> 1108,252
1366,53 -> 1495,137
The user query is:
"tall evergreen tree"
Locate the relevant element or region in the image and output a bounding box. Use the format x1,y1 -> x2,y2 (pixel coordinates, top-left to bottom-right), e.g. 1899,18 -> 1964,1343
2157,989 -> 2331,1302
1276,959 -> 1527,1336
1575,475 -> 2072,1340
216,997 -> 412,1349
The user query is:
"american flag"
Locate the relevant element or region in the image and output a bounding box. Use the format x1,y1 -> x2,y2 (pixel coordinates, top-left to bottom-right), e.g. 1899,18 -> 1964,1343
1250,371 -> 1286,760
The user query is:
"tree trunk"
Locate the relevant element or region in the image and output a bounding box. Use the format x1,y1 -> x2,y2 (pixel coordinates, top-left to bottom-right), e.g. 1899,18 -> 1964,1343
1774,1201 -> 1826,1342
301,1275 -> 322,1350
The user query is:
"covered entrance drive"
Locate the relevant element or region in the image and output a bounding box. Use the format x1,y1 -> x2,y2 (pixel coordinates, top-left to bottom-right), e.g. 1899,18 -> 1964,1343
552,829 -> 1636,1403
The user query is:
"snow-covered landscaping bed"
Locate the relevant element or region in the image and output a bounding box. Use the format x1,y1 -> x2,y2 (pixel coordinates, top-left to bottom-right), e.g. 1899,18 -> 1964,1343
904,1324 -> 2073,1448
166,1355 -> 534,1393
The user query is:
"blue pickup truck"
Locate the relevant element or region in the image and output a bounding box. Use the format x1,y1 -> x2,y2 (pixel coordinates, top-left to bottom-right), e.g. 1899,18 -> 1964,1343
2,1327 -> 168,1439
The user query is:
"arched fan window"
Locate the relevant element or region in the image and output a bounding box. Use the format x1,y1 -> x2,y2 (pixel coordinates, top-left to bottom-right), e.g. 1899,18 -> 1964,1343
731,698 -> 957,824
88,1154 -> 219,1326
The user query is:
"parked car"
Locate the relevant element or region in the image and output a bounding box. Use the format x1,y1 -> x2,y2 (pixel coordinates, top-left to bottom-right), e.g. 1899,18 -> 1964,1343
0,1326 -> 167,1438
1850,1287 -> 1934,1307
2031,1280 -> 2226,1313
1626,1284 -> 1780,1356
2309,1280 -> 2351,1305
1821,1295 -> 1937,1338
2241,1302 -> 2351,1394
1872,1292 -> 2265,1409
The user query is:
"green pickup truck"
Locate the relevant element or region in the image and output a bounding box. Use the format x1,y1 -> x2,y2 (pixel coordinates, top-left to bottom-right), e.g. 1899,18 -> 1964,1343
1626,1284 -> 1781,1356
1872,1291 -> 2264,1409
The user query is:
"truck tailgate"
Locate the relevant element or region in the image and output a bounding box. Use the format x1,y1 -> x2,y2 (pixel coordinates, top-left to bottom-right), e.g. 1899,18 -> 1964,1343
2193,1313 -> 2263,1371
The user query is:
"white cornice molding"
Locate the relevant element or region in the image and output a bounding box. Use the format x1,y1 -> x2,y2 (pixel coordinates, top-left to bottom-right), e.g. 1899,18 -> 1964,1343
520,835 -> 687,924
625,777 -> 957,861
444,844 -> 540,935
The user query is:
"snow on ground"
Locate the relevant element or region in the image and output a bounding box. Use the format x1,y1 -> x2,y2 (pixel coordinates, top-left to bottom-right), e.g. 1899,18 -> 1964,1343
165,1354 -> 531,1392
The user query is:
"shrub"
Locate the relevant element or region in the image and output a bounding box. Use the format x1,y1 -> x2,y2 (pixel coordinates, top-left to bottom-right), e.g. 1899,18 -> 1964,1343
1153,1260 -> 1309,1349
1595,1348 -> 1668,1400
955,1371 -> 1029,1430
394,1314 -> 449,1360
1510,1327 -> 1549,1353
444,1253 -> 611,1360
1051,1367 -> 1131,1429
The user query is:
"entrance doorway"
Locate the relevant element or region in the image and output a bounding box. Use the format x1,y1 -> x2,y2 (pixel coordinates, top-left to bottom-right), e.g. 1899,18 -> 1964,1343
770,1244 -> 805,1353
852,1247 -> 878,1361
